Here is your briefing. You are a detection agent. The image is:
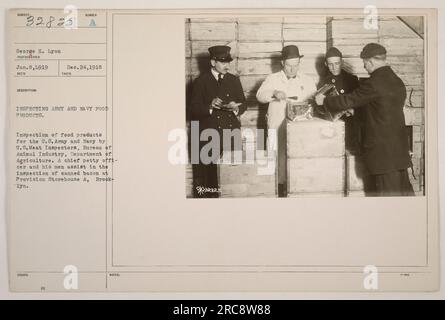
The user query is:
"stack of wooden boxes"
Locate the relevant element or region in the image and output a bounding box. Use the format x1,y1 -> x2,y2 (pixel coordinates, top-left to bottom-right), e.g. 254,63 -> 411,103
345,152 -> 369,197
185,163 -> 194,198
217,140 -> 277,198
287,118 -> 346,197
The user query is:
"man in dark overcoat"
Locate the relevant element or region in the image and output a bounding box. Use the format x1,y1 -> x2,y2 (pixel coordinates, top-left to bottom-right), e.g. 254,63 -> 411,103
319,46 -> 361,153
316,43 -> 414,196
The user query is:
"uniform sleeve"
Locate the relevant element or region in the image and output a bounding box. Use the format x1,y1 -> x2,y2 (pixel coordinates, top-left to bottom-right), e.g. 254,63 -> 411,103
318,76 -> 327,89
190,77 -> 211,119
350,74 -> 360,91
325,78 -> 380,112
256,74 -> 276,104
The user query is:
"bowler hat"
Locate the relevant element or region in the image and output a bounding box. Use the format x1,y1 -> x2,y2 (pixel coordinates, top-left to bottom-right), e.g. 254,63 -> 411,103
281,45 -> 304,60
208,45 -> 233,62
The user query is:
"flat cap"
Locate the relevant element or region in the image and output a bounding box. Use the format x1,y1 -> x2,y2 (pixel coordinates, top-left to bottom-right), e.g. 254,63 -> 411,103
326,47 -> 343,59
360,43 -> 387,59
281,45 -> 304,60
208,45 -> 233,62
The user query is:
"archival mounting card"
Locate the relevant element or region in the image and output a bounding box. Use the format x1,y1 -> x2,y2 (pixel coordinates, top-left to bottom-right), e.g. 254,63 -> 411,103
6,8 -> 439,292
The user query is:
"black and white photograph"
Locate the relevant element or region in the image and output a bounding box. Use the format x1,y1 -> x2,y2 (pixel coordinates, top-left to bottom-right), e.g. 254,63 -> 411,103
1,5 -> 440,295
185,15 -> 426,198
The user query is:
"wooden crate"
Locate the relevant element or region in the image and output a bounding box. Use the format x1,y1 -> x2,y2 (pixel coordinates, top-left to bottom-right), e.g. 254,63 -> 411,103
185,163 -> 194,198
283,41 -> 327,57
191,57 -> 238,77
399,73 -> 423,87
219,182 -> 276,198
191,41 -> 237,58
238,17 -> 283,23
327,18 -> 378,39
346,154 -> 368,193
412,125 -> 424,143
409,156 -> 424,193
283,16 -> 327,24
241,127 -> 268,151
379,18 -> 421,39
190,18 -> 237,23
283,23 -> 327,42
404,107 -> 424,126
237,58 -> 281,76
288,191 -> 344,197
239,75 -> 268,94
218,151 -> 277,198
380,38 -> 423,56
347,190 -> 367,197
342,57 -> 368,76
388,56 -> 424,74
327,38 -> 378,58
238,42 -> 282,59
189,22 -> 236,41
287,118 -> 345,159
238,23 -> 282,41
287,156 -> 345,194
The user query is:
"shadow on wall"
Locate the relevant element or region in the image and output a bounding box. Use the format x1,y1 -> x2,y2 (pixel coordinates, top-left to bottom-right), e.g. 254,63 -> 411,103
185,77 -> 193,123
185,53 -> 210,123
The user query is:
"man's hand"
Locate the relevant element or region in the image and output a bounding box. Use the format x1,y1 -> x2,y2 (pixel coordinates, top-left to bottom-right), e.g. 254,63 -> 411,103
211,97 -> 223,109
223,101 -> 242,114
273,90 -> 287,100
315,93 -> 326,106
345,108 -> 354,117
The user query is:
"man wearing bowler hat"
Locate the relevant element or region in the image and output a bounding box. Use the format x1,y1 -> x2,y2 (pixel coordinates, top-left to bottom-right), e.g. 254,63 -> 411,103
315,43 -> 414,196
190,45 -> 246,198
256,45 -> 317,196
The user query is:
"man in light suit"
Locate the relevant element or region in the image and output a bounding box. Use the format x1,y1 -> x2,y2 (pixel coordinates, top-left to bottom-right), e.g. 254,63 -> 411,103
256,45 -> 317,196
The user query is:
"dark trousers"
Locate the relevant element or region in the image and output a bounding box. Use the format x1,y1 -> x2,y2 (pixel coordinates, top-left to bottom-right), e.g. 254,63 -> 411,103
192,128 -> 242,198
193,163 -> 219,198
193,138 -> 220,198
368,169 -> 415,197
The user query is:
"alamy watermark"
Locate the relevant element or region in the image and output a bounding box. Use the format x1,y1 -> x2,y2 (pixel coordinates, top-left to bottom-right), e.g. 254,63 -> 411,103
63,264 -> 79,290
363,265 -> 379,290
168,121 -> 277,175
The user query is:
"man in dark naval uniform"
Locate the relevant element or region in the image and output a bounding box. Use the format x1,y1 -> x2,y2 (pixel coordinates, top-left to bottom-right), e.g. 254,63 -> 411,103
321,47 -> 359,96
190,45 -> 246,198
315,43 -> 414,197
319,47 -> 360,153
